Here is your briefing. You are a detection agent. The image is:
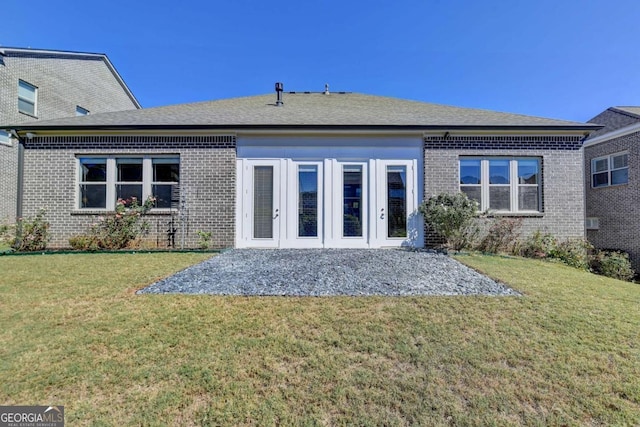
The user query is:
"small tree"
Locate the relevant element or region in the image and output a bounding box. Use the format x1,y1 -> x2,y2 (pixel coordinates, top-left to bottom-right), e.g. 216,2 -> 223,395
419,192 -> 479,251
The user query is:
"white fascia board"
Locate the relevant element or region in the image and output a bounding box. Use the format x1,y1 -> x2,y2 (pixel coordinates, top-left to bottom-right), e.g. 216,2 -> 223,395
583,122 -> 640,148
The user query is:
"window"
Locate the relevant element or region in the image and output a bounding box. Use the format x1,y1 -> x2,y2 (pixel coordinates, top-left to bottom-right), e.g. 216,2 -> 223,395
76,106 -> 89,116
586,217 -> 600,230
459,157 -> 541,212
18,80 -> 37,116
592,153 -> 628,188
77,156 -> 179,210
0,130 -> 11,146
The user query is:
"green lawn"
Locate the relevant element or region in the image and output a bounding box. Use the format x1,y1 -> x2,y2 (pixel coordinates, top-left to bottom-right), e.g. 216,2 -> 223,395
0,253 -> 638,426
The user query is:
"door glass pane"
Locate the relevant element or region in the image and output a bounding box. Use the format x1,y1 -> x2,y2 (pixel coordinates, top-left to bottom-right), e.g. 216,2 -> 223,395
343,166 -> 362,237
254,166 -> 274,239
298,165 -> 318,237
387,166 -> 406,238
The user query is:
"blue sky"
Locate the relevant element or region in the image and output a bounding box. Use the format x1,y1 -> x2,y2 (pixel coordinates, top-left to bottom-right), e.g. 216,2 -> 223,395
3,0 -> 640,122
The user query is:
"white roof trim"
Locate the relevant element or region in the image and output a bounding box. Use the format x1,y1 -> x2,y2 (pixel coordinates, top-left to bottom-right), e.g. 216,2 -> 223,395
583,122 -> 640,148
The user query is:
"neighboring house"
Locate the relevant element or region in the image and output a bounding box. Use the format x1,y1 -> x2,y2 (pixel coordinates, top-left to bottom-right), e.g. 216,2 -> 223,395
0,47 -> 141,223
584,107 -> 640,270
2,84 -> 599,249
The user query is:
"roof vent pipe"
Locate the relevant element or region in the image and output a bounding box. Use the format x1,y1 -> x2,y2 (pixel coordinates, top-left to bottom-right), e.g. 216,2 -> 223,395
324,83 -> 329,95
275,82 -> 283,106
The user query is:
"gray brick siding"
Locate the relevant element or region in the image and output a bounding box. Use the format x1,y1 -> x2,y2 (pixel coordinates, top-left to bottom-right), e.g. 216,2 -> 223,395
424,135 -> 585,245
0,53 -> 138,223
584,131 -> 640,271
21,135 -> 236,249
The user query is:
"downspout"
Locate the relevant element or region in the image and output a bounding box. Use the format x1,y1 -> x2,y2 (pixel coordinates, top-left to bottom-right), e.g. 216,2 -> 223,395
9,130 -> 25,222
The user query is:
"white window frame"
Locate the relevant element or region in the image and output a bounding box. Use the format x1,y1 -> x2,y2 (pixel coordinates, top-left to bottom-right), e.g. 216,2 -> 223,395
459,157 -> 541,213
76,106 -> 90,116
18,80 -> 37,116
591,152 -> 628,188
76,155 -> 179,211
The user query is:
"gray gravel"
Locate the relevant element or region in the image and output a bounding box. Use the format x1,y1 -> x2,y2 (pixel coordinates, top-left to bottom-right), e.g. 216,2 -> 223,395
137,249 -> 519,296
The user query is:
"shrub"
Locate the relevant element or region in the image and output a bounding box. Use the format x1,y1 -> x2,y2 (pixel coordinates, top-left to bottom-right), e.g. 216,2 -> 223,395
478,217 -> 523,254
69,196 -> 153,250
197,231 -> 212,250
518,230 -> 557,259
591,251 -> 635,281
550,238 -> 594,270
12,209 -> 50,252
419,192 -> 479,251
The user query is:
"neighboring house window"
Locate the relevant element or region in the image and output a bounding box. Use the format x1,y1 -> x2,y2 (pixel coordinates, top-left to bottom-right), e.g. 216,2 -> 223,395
460,157 -> 541,212
586,217 -> 600,230
18,80 -> 37,116
591,152 -> 628,188
0,130 -> 11,146
78,156 -> 180,210
76,106 -> 90,116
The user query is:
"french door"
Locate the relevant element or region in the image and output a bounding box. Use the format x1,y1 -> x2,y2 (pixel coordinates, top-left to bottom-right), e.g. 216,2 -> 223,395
237,158 -> 418,248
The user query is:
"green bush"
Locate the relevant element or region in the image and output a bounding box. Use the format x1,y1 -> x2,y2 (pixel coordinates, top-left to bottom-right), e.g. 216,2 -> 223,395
196,230 -> 212,250
550,238 -> 594,271
69,196 -> 153,250
518,230 -> 557,259
591,251 -> 635,281
419,192 -> 479,251
12,209 -> 50,252
478,217 -> 523,254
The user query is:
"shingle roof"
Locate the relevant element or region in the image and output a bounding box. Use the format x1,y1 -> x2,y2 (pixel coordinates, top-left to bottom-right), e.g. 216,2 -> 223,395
4,92 -> 596,131
613,106 -> 640,117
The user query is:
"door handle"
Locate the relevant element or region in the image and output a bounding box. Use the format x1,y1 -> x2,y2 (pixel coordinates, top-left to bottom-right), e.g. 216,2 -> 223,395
380,208 -> 384,220
273,208 -> 279,219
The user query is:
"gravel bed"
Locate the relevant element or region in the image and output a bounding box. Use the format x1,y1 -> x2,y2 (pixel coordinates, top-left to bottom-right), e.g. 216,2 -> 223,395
137,249 -> 519,296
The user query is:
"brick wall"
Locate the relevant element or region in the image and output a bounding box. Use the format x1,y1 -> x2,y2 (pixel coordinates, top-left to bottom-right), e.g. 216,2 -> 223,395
0,53 -> 138,223
424,135 -> 585,245
21,135 -> 236,249
584,132 -> 640,271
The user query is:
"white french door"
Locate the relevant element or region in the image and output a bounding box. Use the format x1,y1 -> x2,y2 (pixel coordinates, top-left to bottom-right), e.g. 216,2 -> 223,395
243,160 -> 281,248
237,158 -> 420,248
374,160 -> 416,247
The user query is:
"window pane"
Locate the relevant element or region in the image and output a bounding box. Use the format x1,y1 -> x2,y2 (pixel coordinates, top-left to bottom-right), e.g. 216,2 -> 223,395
298,166 -> 318,237
343,166 -> 362,237
489,160 -> 510,184
153,184 -> 178,208
518,159 -> 539,184
518,186 -> 539,211
253,166 -> 273,239
387,166 -> 407,238
461,186 -> 481,206
489,186 -> 510,210
460,159 -> 481,184
611,168 -> 628,185
593,158 -> 608,173
0,131 -> 9,144
117,159 -> 143,181
153,159 -> 180,182
592,172 -> 609,187
76,106 -> 89,116
612,154 -> 628,169
18,81 -> 36,102
18,98 -> 35,115
80,184 -> 106,208
80,158 -> 107,182
116,184 -> 143,202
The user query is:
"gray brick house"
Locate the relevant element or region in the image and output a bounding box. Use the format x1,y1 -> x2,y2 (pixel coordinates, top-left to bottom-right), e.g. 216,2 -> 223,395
0,47 -> 140,223
584,107 -> 640,270
3,84 -> 599,249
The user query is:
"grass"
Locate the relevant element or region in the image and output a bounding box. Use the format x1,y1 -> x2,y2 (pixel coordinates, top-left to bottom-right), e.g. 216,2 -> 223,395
0,252 -> 638,426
